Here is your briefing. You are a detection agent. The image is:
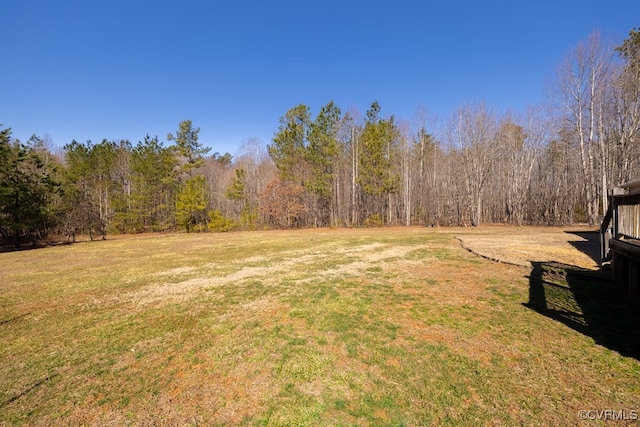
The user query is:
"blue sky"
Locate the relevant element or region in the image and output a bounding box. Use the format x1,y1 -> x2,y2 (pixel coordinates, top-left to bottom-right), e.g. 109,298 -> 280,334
2,1 -> 638,156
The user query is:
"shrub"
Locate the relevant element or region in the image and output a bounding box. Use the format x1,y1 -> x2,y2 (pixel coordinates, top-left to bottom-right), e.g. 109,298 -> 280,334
207,210 -> 237,232
364,214 -> 384,227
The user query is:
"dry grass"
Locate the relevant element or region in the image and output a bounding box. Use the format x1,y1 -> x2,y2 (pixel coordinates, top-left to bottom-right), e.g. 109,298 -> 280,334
455,225 -> 601,269
1,226 -> 639,426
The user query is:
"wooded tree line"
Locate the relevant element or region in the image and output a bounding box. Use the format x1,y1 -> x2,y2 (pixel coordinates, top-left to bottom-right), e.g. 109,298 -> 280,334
1,29 -> 639,245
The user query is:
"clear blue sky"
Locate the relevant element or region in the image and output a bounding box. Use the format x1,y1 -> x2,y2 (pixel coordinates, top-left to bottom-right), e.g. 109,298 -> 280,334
2,1 -> 638,156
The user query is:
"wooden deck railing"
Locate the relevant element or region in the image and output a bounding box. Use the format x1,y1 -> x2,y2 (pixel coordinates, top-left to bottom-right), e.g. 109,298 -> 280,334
600,198 -> 614,261
617,193 -> 640,240
600,182 -> 640,305
600,192 -> 640,261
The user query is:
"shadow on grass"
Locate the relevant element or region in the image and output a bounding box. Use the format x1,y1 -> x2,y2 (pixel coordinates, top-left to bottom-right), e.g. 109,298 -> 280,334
524,261 -> 640,361
0,240 -> 74,253
565,230 -> 602,267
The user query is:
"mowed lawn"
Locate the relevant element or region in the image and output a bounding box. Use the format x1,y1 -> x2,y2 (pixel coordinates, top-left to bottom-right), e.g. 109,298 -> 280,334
1,227 -> 639,426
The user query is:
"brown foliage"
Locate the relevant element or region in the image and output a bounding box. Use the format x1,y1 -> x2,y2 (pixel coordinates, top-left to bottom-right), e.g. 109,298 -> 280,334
258,178 -> 309,228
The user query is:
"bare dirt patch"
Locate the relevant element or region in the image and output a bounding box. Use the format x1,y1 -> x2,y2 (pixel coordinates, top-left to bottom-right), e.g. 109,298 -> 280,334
123,241 -> 417,306
455,225 -> 600,269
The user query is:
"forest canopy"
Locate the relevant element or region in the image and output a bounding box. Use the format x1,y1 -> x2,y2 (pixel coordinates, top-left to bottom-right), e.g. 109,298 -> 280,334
2,29 -> 639,246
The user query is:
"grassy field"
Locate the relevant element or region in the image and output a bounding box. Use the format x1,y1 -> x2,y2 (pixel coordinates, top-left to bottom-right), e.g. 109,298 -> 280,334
1,227 -> 639,426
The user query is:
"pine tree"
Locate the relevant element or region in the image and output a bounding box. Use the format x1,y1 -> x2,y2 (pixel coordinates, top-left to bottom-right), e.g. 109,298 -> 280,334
176,175 -> 208,232
306,101 -> 342,226
130,135 -> 178,231
357,101 -> 400,224
268,105 -> 311,184
167,120 -> 210,177
0,127 -> 59,246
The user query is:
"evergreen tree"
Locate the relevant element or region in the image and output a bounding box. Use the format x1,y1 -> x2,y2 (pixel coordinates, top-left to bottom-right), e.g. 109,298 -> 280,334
225,168 -> 257,230
616,28 -> 640,72
176,175 -> 208,232
61,140 -> 94,240
357,101 -> 400,224
130,135 -> 178,231
306,101 -> 342,226
268,104 -> 311,184
167,120 -> 210,177
62,139 -> 122,239
0,127 -> 59,246
225,168 -> 247,201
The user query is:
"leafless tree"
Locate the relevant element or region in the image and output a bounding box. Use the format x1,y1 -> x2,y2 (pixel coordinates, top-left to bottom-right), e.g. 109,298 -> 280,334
550,30 -> 613,225
447,102 -> 500,226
